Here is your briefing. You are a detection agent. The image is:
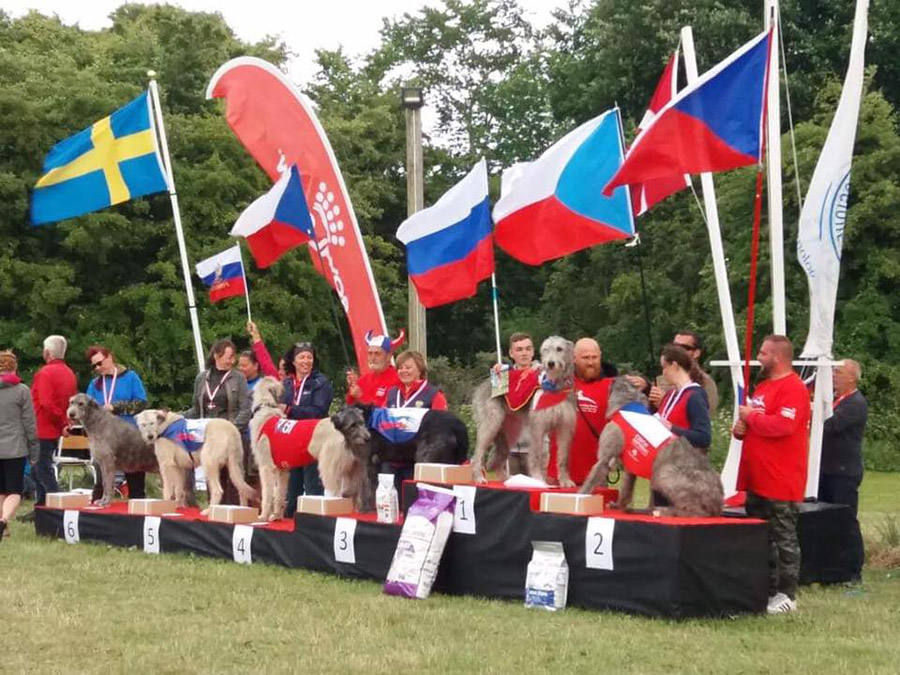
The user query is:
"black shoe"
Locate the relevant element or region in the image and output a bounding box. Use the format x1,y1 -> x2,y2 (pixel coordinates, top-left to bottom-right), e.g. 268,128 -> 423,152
0,520 -> 6,542
16,510 -> 36,523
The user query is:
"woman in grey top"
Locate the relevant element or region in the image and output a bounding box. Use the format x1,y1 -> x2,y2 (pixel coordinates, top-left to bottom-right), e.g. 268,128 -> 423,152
0,350 -> 39,541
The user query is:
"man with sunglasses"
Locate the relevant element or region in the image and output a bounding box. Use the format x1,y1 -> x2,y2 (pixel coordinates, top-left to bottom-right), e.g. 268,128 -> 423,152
671,331 -> 718,416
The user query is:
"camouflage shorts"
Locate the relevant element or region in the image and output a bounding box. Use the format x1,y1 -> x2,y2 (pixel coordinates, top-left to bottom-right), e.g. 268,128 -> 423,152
745,492 -> 800,598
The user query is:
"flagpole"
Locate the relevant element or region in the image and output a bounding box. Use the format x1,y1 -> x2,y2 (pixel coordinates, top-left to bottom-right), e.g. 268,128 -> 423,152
490,273 -> 502,365
765,1 -> 787,334
680,27 -> 746,495
148,72 -> 205,372
235,244 -> 252,323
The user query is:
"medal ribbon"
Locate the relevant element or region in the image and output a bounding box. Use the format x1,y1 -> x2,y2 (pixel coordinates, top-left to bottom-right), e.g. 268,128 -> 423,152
396,380 -> 428,408
101,370 -> 118,408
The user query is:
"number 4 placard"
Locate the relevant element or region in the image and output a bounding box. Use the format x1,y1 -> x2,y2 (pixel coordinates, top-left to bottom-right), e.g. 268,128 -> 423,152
333,517 -> 357,564
63,509 -> 80,544
232,524 -> 254,565
585,517 -> 616,570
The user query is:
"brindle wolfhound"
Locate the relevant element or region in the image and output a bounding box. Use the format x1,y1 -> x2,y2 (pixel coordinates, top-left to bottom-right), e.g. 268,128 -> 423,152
470,336 -> 578,487
579,377 -> 724,517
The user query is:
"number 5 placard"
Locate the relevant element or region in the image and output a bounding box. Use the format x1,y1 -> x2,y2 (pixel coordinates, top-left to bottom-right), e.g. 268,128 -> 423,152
143,516 -> 161,554
585,517 -> 616,570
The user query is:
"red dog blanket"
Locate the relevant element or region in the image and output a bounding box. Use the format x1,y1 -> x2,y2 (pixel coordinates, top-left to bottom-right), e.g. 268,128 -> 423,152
504,370 -> 571,410
610,403 -> 674,480
259,417 -> 320,469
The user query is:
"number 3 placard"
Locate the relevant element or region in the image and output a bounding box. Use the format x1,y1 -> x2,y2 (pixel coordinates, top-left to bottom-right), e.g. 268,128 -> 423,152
333,517 -> 357,564
585,517 -> 616,570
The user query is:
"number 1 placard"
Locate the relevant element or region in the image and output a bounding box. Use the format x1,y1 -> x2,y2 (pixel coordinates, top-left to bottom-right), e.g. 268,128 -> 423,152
452,485 -> 477,535
585,517 -> 616,570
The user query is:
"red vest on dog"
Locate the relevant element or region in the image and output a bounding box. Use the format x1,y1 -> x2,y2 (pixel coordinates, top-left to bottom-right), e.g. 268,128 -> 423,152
259,417 -> 319,469
610,403 -> 674,480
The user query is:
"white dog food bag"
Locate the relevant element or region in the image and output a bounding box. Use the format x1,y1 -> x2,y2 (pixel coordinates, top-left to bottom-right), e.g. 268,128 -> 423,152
376,473 -> 399,524
383,484 -> 455,599
525,541 -> 569,611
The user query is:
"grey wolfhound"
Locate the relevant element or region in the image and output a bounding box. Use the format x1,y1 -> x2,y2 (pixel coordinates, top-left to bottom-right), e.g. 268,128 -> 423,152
470,336 -> 577,487
579,377 -> 724,517
66,393 -> 160,507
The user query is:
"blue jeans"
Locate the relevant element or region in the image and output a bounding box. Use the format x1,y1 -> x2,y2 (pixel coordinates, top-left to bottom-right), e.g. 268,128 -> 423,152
284,463 -> 324,516
34,439 -> 60,505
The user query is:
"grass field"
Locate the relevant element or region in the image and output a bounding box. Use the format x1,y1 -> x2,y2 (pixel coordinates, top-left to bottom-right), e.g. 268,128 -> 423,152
1,474 -> 898,674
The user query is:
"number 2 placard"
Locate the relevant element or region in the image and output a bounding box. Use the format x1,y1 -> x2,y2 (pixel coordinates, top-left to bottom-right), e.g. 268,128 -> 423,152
585,517 -> 615,570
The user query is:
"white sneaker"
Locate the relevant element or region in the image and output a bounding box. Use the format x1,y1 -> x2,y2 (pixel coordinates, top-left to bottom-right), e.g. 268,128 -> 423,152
767,592 -> 797,614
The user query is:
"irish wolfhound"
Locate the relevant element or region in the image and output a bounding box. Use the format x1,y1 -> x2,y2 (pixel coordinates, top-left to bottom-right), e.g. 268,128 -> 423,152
579,377 -> 724,517
470,336 -> 577,487
66,393 -> 159,507
250,377 -> 371,520
134,410 -> 256,513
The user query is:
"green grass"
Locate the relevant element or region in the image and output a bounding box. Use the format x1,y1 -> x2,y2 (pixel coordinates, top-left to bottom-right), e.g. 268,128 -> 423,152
1,475 -> 898,674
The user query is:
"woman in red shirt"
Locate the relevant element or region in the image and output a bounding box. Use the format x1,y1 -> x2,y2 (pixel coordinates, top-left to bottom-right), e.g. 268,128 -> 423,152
385,351 -> 448,411
649,344 -> 711,450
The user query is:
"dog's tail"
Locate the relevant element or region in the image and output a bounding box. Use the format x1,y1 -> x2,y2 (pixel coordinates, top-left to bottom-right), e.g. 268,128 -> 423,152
452,418 -> 470,464
226,450 -> 259,504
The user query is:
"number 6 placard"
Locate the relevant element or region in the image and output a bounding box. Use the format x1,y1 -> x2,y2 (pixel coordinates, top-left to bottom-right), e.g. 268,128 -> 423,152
585,517 -> 616,570
63,509 -> 80,544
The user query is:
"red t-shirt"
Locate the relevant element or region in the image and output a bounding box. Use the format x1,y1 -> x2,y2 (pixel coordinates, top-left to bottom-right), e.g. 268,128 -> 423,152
736,372 -> 811,501
548,377 -> 612,485
345,366 -> 401,407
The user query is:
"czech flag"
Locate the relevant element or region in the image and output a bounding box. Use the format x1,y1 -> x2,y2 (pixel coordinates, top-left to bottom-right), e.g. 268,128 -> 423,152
605,30 -> 772,195
195,245 -> 247,303
631,50 -> 692,216
493,108 -> 635,266
230,164 -> 315,268
396,159 -> 493,308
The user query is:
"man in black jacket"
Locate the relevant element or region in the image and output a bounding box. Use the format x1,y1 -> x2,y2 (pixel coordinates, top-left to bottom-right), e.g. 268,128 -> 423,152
819,359 -> 868,582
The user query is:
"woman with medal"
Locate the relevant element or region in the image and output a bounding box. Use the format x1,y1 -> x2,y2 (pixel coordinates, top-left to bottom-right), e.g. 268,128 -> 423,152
385,351 -> 448,411
85,345 -> 149,498
186,339 -> 251,504
281,342 -> 333,515
648,344 -> 711,450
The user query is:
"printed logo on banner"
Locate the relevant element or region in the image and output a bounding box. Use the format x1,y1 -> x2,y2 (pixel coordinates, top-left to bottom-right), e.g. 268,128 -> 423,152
232,524 -> 254,564
63,509 -> 80,545
333,517 -> 357,564
452,485 -> 477,535
143,516 -> 161,554
585,517 -> 615,570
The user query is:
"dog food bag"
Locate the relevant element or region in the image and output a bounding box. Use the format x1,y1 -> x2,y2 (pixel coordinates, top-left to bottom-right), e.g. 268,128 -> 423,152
525,541 -> 569,611
383,484 -> 456,599
376,473 -> 399,524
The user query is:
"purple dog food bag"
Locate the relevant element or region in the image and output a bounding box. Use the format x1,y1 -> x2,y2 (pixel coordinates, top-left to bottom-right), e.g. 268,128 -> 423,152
383,484 -> 456,599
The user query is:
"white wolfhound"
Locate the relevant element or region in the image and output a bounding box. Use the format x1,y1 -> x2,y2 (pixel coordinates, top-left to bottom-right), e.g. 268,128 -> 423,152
470,336 -> 578,487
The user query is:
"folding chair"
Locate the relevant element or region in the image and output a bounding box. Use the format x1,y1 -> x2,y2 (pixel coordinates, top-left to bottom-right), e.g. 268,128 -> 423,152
53,428 -> 97,490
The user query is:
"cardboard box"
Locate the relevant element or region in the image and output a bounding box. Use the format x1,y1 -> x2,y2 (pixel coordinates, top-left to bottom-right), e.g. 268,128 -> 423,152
206,505 -> 260,524
539,492 -> 605,516
413,463 -> 473,485
45,492 -> 92,510
296,496 -> 355,516
128,499 -> 178,516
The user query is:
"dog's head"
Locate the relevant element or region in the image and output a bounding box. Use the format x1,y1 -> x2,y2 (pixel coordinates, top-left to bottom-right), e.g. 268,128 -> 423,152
606,376 -> 648,417
540,336 -> 574,386
331,405 -> 371,452
66,393 -> 98,423
252,376 -> 284,412
134,409 -> 173,443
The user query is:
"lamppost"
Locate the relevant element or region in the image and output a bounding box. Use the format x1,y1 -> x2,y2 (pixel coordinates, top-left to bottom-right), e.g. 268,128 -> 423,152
401,86 -> 427,358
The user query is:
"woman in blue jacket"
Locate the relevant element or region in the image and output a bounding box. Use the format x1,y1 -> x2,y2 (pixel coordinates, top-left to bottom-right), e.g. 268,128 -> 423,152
85,345 -> 148,499
280,342 -> 333,515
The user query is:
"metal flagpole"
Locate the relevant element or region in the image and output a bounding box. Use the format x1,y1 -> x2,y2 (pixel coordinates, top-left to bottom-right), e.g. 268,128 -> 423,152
765,1 -> 787,334
235,244 -> 252,324
147,72 -> 205,372
680,28 -> 746,495
490,273 -> 502,365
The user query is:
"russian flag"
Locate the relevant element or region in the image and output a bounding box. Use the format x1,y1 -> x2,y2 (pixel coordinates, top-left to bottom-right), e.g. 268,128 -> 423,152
605,30 -> 772,195
396,159 -> 493,308
492,109 -> 635,266
195,245 -> 247,303
230,164 -> 315,268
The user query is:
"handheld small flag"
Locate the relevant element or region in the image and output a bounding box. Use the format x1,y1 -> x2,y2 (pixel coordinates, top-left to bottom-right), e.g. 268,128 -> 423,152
31,91 -> 168,225
195,245 -> 247,303
604,30 -> 772,195
230,164 -> 316,268
493,108 -> 635,265
396,159 -> 493,308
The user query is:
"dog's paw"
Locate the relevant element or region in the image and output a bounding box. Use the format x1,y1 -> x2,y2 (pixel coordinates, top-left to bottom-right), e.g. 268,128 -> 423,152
558,477 -> 576,489
472,470 -> 487,485
200,508 -> 209,517
94,497 -> 111,508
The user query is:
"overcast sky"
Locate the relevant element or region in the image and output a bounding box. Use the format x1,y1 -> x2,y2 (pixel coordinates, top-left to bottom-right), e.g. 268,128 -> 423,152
3,1 -> 563,85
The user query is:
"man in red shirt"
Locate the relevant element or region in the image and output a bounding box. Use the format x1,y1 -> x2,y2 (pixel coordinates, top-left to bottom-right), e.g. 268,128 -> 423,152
345,330 -> 403,407
30,335 -> 78,508
733,335 -> 810,614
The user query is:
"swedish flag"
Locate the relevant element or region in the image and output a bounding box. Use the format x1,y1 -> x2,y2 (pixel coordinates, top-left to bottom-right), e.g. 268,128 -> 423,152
31,91 -> 169,225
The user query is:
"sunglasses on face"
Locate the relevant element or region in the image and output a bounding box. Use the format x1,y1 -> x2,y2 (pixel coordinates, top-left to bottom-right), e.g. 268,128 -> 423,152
91,359 -> 105,370
674,343 -> 698,351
